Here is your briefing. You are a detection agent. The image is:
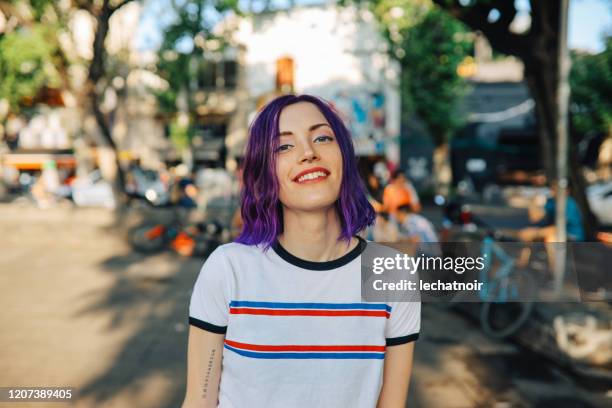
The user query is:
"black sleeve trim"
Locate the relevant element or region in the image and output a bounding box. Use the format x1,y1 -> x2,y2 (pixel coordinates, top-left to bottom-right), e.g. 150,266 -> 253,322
386,333 -> 419,346
188,317 -> 227,334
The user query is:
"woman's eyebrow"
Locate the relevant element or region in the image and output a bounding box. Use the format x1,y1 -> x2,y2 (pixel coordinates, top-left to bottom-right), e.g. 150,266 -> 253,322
279,123 -> 332,136
308,123 -> 332,132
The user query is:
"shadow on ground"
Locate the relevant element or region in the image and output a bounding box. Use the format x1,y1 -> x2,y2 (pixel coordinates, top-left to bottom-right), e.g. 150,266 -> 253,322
73,246 -> 201,408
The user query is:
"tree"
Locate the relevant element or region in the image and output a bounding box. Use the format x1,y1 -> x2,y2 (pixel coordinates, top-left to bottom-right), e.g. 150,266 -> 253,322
71,0 -> 138,200
155,0 -> 239,156
359,0 -> 472,193
0,1 -> 67,118
398,9 -> 471,146
0,25 -> 61,113
432,0 -> 599,238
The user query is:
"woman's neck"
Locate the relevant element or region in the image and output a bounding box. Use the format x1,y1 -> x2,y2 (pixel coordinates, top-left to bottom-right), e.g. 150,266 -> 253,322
277,207 -> 357,262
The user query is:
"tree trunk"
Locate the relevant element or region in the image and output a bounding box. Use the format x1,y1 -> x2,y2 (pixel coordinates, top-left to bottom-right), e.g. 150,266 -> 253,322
523,59 -> 556,182
433,142 -> 452,196
525,58 -> 599,239
86,3 -> 129,205
568,121 -> 600,240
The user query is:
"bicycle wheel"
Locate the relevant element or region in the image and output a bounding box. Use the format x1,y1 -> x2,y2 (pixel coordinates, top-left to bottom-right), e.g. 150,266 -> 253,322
129,224 -> 166,253
480,269 -> 536,339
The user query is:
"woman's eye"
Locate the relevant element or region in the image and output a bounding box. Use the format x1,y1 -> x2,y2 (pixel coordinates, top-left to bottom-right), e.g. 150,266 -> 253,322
275,144 -> 293,153
314,135 -> 334,143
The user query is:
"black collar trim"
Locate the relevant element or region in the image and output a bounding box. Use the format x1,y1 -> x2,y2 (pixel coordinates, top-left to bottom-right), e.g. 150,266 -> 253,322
272,236 -> 367,271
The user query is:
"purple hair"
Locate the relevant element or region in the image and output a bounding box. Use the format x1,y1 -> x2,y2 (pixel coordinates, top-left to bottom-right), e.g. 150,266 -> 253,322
235,94 -> 376,249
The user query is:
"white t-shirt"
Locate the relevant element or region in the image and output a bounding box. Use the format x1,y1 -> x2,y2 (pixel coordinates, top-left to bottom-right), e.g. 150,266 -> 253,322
189,236 -> 421,408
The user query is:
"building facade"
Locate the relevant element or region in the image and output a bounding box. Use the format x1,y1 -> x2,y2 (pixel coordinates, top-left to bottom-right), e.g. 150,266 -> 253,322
205,4 -> 402,170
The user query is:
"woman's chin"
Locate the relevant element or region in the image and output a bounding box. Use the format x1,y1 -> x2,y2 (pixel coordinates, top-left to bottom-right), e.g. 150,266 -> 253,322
283,197 -> 338,213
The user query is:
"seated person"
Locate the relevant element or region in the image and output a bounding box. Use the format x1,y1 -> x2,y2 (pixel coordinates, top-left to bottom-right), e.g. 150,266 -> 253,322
383,169 -> 422,216
517,184 -> 585,278
518,184 -> 585,243
395,204 -> 441,256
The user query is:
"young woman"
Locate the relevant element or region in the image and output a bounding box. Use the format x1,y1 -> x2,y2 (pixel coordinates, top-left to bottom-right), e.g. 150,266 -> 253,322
182,95 -> 421,408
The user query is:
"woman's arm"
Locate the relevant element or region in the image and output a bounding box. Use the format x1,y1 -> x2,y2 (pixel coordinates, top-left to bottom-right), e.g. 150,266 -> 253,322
377,342 -> 415,408
181,326 -> 225,408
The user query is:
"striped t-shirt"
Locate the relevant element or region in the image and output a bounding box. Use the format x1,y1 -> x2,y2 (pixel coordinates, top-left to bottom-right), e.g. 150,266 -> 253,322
188,237 -> 421,408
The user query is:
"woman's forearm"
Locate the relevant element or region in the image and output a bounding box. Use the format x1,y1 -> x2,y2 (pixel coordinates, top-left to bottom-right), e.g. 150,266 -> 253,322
182,327 -> 225,408
377,342 -> 415,408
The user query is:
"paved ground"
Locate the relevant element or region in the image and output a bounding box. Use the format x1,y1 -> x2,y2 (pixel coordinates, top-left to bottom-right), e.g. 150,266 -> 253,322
0,204 -> 609,408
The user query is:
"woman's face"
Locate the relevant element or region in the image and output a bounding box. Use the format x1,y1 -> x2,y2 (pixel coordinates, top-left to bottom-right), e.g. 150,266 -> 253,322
275,102 -> 343,212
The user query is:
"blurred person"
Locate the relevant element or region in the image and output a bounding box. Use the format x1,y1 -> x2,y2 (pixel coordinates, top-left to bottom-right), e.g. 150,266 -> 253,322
125,158 -> 142,196
517,184 -> 585,275
30,176 -> 51,208
597,135 -> 612,180
395,203 -> 441,256
365,173 -> 385,212
383,168 -> 422,216
179,176 -> 199,208
183,95 -> 420,408
373,160 -> 390,184
170,166 -> 198,209
518,184 -> 585,243
370,210 -> 400,242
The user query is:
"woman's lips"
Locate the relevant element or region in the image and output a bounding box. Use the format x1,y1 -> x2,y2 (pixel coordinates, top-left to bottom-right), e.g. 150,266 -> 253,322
292,168 -> 330,184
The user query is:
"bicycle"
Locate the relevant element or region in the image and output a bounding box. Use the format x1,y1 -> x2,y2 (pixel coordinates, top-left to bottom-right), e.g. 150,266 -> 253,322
441,201 -> 537,338
478,233 -> 537,338
129,214 -> 229,258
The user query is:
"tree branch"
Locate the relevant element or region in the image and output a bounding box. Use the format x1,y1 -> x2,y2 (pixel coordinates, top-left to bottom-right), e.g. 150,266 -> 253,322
109,0 -> 136,16
432,0 -> 530,58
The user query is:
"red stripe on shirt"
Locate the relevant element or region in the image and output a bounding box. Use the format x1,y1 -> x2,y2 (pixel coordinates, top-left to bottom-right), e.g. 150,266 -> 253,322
225,339 -> 386,352
230,308 -> 390,318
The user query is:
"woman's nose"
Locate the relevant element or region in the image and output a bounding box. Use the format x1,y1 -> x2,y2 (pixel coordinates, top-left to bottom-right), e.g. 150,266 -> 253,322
299,143 -> 319,163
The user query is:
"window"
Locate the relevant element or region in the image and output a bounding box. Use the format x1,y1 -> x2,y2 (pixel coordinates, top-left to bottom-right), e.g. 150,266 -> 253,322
224,60 -> 238,89
198,61 -> 216,89
197,60 -> 237,90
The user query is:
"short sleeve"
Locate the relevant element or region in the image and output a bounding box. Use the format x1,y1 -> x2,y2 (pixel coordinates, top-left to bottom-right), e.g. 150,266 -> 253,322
385,300 -> 421,346
188,246 -> 231,334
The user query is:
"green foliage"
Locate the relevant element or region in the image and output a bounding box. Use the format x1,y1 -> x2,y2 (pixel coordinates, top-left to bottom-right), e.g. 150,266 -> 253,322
169,117 -> 193,151
570,36 -> 612,136
155,0 -> 238,116
29,0 -> 54,20
0,24 -> 61,112
156,50 -> 192,114
369,0 -> 472,145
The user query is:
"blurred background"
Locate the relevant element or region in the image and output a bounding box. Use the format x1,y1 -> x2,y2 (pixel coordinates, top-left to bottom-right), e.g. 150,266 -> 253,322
0,0 -> 611,407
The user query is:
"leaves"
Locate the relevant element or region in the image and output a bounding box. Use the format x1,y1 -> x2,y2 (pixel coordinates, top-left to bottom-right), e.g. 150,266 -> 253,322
570,37 -> 612,136
368,0 -> 472,145
155,1 -> 239,115
0,24 -> 61,112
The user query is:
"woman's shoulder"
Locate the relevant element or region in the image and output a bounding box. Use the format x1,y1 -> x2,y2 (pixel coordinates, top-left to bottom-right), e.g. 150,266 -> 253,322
212,241 -> 267,259
200,242 -> 266,274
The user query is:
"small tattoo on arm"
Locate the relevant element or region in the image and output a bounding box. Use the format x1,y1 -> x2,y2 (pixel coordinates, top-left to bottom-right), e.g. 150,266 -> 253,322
201,348 -> 216,399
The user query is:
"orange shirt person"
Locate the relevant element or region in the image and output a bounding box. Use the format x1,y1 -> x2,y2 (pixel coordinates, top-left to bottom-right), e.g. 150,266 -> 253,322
383,169 -> 421,216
